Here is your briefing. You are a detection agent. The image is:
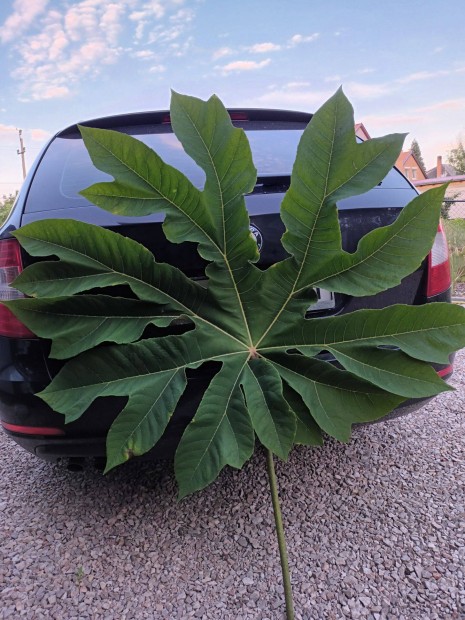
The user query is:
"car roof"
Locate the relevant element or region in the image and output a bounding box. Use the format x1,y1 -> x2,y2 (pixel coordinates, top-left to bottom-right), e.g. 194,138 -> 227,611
57,108 -> 313,136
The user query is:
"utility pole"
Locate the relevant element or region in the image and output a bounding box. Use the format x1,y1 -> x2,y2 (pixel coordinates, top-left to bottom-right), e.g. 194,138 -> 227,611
17,129 -> 26,180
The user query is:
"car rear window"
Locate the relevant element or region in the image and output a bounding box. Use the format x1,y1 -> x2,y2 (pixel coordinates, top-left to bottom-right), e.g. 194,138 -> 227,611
24,122 -> 307,213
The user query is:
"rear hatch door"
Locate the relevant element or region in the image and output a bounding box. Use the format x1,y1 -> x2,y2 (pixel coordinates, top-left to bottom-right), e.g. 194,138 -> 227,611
21,110 -> 422,316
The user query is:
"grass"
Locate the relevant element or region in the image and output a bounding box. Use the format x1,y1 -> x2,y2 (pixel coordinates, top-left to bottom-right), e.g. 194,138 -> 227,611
444,219 -> 465,293
75,566 -> 85,585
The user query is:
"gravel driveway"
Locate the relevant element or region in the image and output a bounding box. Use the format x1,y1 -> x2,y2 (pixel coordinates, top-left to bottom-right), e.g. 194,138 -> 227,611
1,351 -> 464,620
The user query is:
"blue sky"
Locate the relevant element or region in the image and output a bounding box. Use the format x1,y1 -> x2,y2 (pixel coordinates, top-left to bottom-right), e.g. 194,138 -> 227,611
1,0 -> 464,196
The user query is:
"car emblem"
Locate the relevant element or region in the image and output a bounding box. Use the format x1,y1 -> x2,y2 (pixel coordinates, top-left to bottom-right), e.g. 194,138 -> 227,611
249,224 -> 263,252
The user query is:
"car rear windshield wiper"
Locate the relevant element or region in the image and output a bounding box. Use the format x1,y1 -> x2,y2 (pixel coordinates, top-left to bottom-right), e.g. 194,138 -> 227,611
253,175 -> 291,194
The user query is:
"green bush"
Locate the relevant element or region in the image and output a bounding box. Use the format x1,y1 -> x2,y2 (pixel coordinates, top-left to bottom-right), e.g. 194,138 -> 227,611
0,193 -> 17,226
444,219 -> 465,292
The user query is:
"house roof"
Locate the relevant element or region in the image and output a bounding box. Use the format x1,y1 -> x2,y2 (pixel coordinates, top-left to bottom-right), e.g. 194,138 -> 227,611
396,151 -> 414,167
426,163 -> 459,178
395,150 -> 426,177
354,123 -> 371,140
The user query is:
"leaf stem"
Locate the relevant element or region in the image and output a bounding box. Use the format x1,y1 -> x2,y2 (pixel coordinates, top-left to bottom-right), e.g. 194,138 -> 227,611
265,448 -> 295,620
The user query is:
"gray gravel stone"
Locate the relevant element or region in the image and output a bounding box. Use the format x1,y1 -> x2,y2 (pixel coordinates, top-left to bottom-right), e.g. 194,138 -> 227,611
1,351 -> 465,619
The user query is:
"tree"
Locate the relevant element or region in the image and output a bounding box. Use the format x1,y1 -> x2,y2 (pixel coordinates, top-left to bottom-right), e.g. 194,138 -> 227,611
411,139 -> 426,175
448,139 -> 465,174
0,192 -> 18,225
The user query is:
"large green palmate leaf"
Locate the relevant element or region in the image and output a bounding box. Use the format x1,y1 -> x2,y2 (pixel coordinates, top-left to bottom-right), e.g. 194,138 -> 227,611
6,88 -> 465,499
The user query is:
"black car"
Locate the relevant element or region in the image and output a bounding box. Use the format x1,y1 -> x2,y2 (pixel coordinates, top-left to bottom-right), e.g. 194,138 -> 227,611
0,109 -> 452,467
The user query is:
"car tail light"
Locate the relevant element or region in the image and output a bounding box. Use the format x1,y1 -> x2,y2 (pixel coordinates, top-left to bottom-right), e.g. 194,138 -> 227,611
437,364 -> 453,378
426,222 -> 451,297
0,239 -> 35,338
229,112 -> 249,121
161,112 -> 249,124
1,421 -> 65,436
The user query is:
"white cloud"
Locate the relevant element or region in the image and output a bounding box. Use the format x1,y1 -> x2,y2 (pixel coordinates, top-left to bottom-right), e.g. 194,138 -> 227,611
149,64 -> 166,73
248,42 -> 281,53
286,81 -> 311,89
360,98 -> 465,168
212,46 -> 234,60
99,3 -> 125,45
220,59 -> 271,73
8,1 -> 126,100
344,81 -> 392,99
0,0 -> 49,43
288,33 -> 320,46
170,36 -> 194,57
30,128 -> 52,141
214,33 -> 317,63
214,39 -> 284,61
4,0 -> 196,101
64,1 -> 98,42
0,124 -> 18,138
251,87 -> 332,110
361,112 -> 425,129
397,66 -> 465,85
397,70 -> 444,85
130,0 -> 189,40
38,85 -> 71,100
149,27 -> 178,43
295,65 -> 465,114
134,20 -> 147,41
170,8 -> 194,23
48,30 -> 69,61
133,50 -> 156,60
419,98 -> 465,113
129,1 -> 165,22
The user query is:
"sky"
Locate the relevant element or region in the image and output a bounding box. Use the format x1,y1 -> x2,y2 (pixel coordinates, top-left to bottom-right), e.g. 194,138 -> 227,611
1,0 -> 465,197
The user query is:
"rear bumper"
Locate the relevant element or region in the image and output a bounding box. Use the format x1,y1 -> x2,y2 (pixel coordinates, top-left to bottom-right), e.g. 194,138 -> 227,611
0,287 -> 455,464
1,365 -> 454,464
0,367 -> 213,462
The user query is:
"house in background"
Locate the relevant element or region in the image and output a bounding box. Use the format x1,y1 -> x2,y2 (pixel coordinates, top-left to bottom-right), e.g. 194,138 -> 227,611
425,156 -> 459,180
395,150 -> 426,182
414,156 -> 465,218
355,123 -> 371,141
354,123 -> 465,218
354,124 -> 427,183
